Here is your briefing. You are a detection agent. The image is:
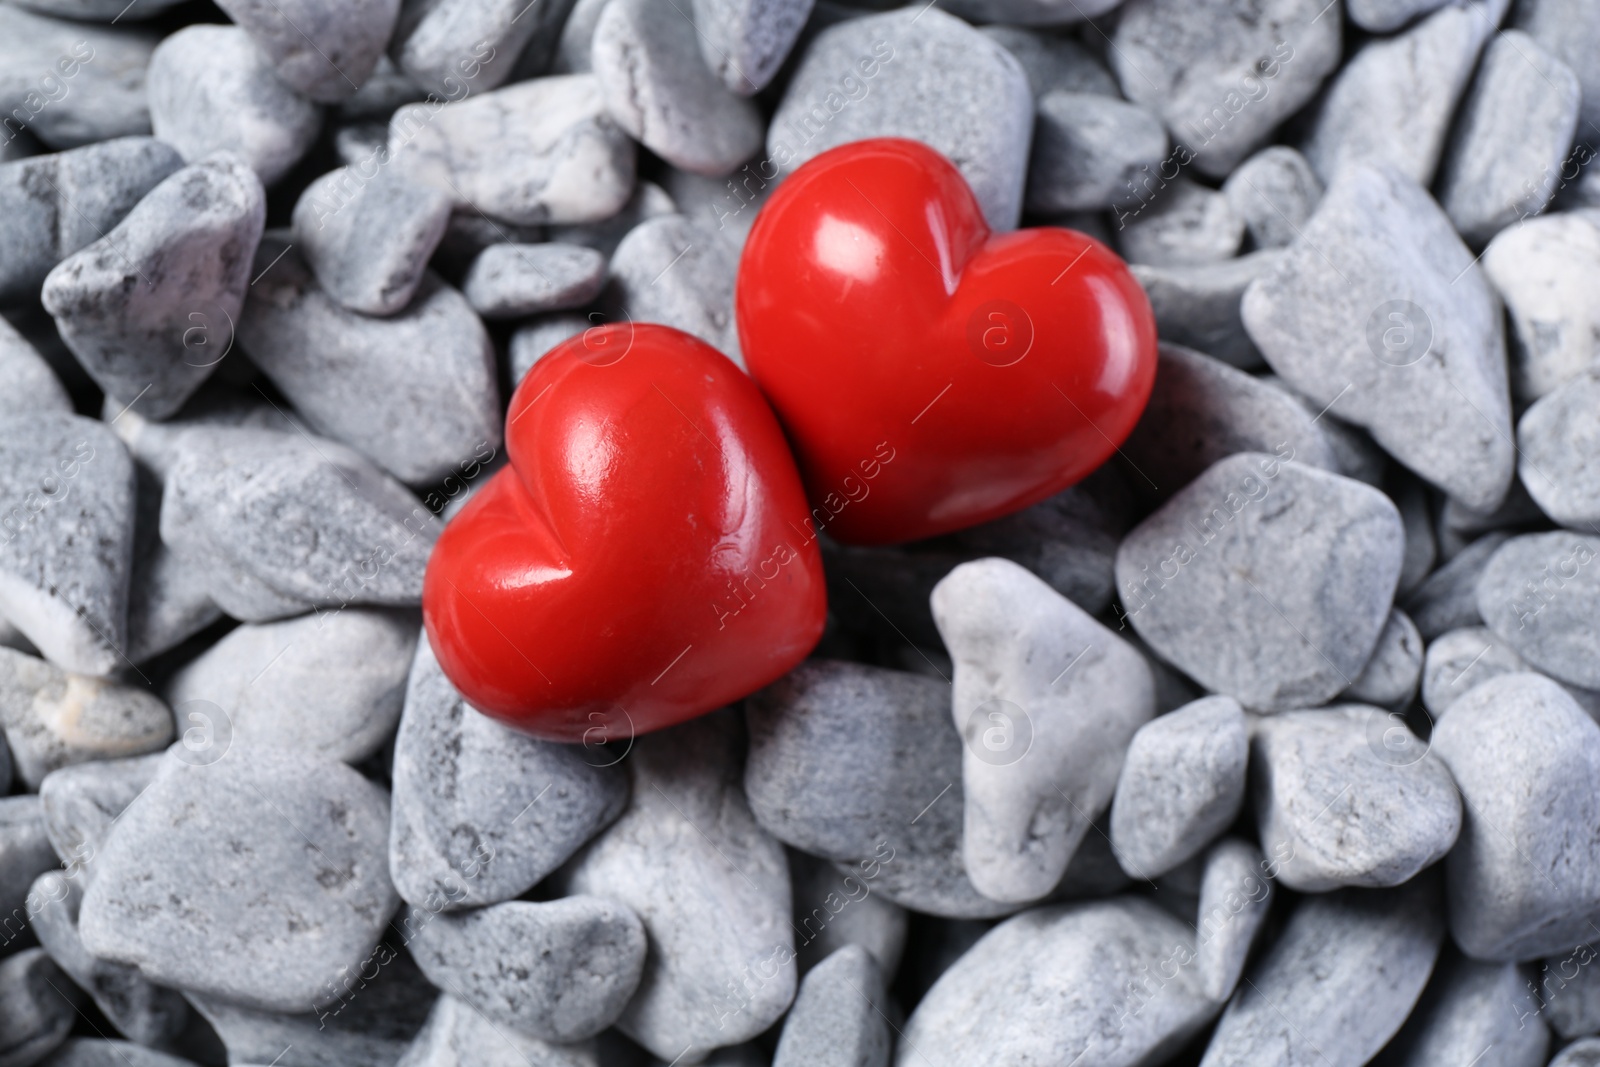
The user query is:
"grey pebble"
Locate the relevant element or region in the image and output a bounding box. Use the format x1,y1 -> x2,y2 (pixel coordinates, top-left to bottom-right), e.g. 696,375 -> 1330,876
1116,453 -> 1403,711
1348,0 -> 1454,31
1380,949 -> 1548,1067
0,949 -> 80,1067
395,995 -> 596,1067
691,0 -> 813,95
1129,251 -> 1280,370
217,0 -> 399,104
1341,608 -> 1423,709
1517,372 -> 1600,527
1025,92 -> 1168,214
789,849 -> 906,979
772,945 -> 888,1067
1264,375 -> 1390,488
1242,163 -> 1515,511
1553,1038 -> 1600,1067
768,8 -> 1032,232
390,0 -> 552,98
0,797 -> 59,940
1420,626 -> 1535,720
37,1041 -> 195,1067
432,213 -> 545,279
0,8 -> 157,150
1109,695 -> 1248,880
0,136 -> 182,305
1482,213 -> 1600,402
405,896 -> 645,1043
127,464 -> 223,666
37,752 -> 162,875
550,178 -> 677,258
1541,942 -> 1600,1040
0,318 -> 68,416
979,26 -> 1117,99
462,243 -> 606,320
1194,838 -> 1275,1002
510,314 -> 590,384
553,0 -> 608,74
1221,146 -> 1323,251
1396,474 -> 1438,597
0,647 -> 172,790
41,153 -> 266,420
608,214 -> 741,362
239,237 -> 500,486
1477,532 -> 1600,690
1117,178 -> 1244,267
388,639 -> 627,911
1403,530 -> 1511,639
339,55 -> 425,121
1432,672 -> 1600,960
1515,0 -> 1600,138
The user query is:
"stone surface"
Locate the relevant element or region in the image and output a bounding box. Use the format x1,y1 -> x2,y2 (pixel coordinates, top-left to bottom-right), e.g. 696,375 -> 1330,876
1481,212 -> 1600,402
1025,91 -> 1167,214
0,796 -> 59,939
1117,453 -> 1404,711
608,213 -> 741,362
1341,608 -> 1423,708
1395,474 -> 1437,597
1420,626 -> 1533,720
1242,163 -> 1515,511
1477,532 -> 1600,690
1118,179 -> 1244,267
0,8 -> 157,150
981,26 -> 1116,99
1129,251 -> 1280,370
0,318 -> 68,416
510,314 -> 590,384
691,0 -> 813,95
390,0 -> 562,97
1380,949 -> 1548,1066
0,949 -> 79,1067
126,465 -> 224,666
1515,0 -> 1600,138
1553,1039 -> 1600,1067
549,178 -> 677,257
1194,838 -> 1274,1003
461,243 -> 605,319
37,751 -> 162,875
940,0 -> 1122,24
1403,531 -> 1510,639
395,994 -> 597,1067
772,945 -> 888,1067
1348,0 -> 1454,31
789,849 -> 907,979
1222,146 -> 1323,251
1518,372 -> 1600,527
217,0 -> 400,103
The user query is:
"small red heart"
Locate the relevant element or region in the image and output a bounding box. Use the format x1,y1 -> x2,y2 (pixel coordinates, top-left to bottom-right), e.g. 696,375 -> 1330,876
737,138 -> 1158,546
422,324 -> 826,742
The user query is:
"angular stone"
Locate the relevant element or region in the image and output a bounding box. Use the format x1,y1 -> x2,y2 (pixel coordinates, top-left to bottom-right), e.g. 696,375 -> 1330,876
0,8 -> 157,150
1118,179 -> 1244,267
216,0 -> 400,103
1403,531 -> 1510,639
1341,608 -> 1423,709
691,0 -> 813,95
1518,372 -> 1600,527
1242,164 -> 1514,510
1221,146 -> 1323,251
1381,949 -> 1548,1066
0,949 -> 79,1067
1025,92 -> 1167,214
789,849 -> 906,979
510,314 -> 589,384
1129,252 -> 1279,370
462,243 -> 605,320
395,995 -> 596,1067
0,796 -> 58,934
1478,532 -> 1600,690
1482,212 -> 1600,402
772,945 -> 888,1067
37,752 -> 161,875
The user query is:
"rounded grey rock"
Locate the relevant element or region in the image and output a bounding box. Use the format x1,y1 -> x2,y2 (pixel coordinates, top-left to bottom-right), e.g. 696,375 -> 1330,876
979,26 -> 1117,99
126,465 -> 224,666
1340,608 -> 1423,709
1380,949 -> 1548,1067
1129,251 -> 1279,370
1421,626 -> 1535,720
395,995 -> 597,1067
1477,532 -> 1600,690
1482,213 -> 1600,402
0,797 -> 59,940
1395,474 -> 1438,597
772,945 -> 888,1067
1194,838 -> 1275,1002
690,0 -> 813,95
390,0 -> 551,98
608,214 -> 740,362
510,314 -> 589,384
216,0 -> 401,104
1025,91 -> 1168,214
1554,1038 -> 1600,1067
1517,372 -> 1600,527
462,243 -> 606,320
1116,178 -> 1244,267
1403,530 -> 1510,639
1221,146 -> 1323,251
0,8 -> 157,150
0,317 -> 68,416
1514,0 -> 1600,139
1348,0 -> 1454,31
0,949 -> 79,1067
37,751 -> 162,876
789,849 -> 906,979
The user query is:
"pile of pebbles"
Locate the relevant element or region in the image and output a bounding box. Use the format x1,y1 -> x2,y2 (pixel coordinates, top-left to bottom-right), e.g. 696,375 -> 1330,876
2,0 -> 1600,1064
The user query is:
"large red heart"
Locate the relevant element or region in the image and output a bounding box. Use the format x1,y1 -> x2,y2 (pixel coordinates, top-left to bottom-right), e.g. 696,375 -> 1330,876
737,138 -> 1158,545
422,324 -> 827,742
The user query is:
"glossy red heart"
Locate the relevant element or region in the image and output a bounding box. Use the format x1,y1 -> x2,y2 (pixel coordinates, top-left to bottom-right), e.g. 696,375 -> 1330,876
737,138 -> 1158,546
422,324 -> 826,742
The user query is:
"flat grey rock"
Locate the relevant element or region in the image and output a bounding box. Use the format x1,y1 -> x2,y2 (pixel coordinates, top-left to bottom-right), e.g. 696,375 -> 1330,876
1130,251 -> 1279,371
1482,212 -> 1600,402
789,849 -> 906,979
510,314 -> 590,384
160,426 -> 442,622
37,752 -> 162,876
1403,531 -> 1510,639
0,949 -> 79,1067
292,166 -> 454,317
1380,949 -> 1548,1066
772,945 -> 888,1067
0,647 -> 172,790
1478,532 -> 1600,689
1251,705 -> 1460,892
239,237 -> 500,486
147,26 -> 321,186
608,214 -> 740,363
1341,608 -> 1423,709
165,609 -> 417,764
0,797 -> 59,934
1349,0 -> 1454,30
1518,372 -> 1600,527
1221,146 -> 1323,251
1110,695 -> 1248,880
216,0 -> 400,103
1242,163 -> 1514,511
1203,879 -> 1444,1066
0,414 -> 135,676
1117,453 -> 1403,711
0,137 -> 182,305
1112,0 -> 1341,178
391,74 -> 636,225
932,558 -> 1154,903
591,0 -> 764,176
691,0 -> 812,94
1194,838 -> 1274,1002
1117,178 -> 1244,267
390,0 -> 555,97
980,26 -> 1117,99
0,8 -> 157,150
1432,672 -> 1600,960
1025,92 -> 1167,214
79,747 -> 397,1013
389,639 -> 627,910
462,243 -> 606,320
395,994 -> 596,1067
768,8 -> 1032,231
559,710 -> 794,1062
1515,0 -> 1600,139
41,154 -> 265,420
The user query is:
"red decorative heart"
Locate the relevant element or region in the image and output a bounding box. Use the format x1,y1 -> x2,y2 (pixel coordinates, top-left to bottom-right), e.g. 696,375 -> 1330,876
422,324 -> 826,742
737,138 -> 1158,546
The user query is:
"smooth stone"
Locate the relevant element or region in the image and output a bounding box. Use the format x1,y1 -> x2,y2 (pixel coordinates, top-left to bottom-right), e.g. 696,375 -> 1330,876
147,26 -> 321,186
389,639 -> 627,910
789,849 -> 906,979
0,414 -> 134,676
0,137 -> 182,305
1341,608 -> 1423,708
1194,839 -> 1275,1002
554,0 -> 607,72
548,178 -> 676,258
1421,626 -> 1532,720
0,8 -> 156,149
0,317 -> 68,415
0,797 -> 59,935
165,609 -> 416,764
1201,877 -> 1445,1066
1116,453 -> 1404,710
0,647 -> 172,790
1302,1 -> 1499,185
1349,0 -> 1454,30
1221,146 -> 1323,251
104,386 -> 293,482
1402,531 -> 1511,639
41,154 -> 265,420
1432,673 -> 1600,959
1109,695 -> 1248,880
405,896 -> 645,1043
7,0 -> 184,19
79,747 -> 397,1013
37,752 -> 162,874
432,212 -> 546,279
1541,942 -> 1600,1040
160,426 -> 442,622
29,872 -> 189,1048
1381,949 -> 1548,1066
0,949 -> 79,1067
591,0 -> 763,176
1518,372 -> 1600,526
1241,164 -> 1515,510
1129,252 -> 1278,370
1252,705 -> 1461,892
1514,0 -> 1600,137
462,243 -> 605,319
292,166 -> 454,317
1482,213 -> 1600,402
338,54 -> 424,120
768,8 -> 1033,232
1395,474 -> 1437,597
126,466 -> 223,666
1025,92 -> 1167,214
1111,0 -> 1341,178
939,0 -> 1122,25
217,0 -> 399,103
396,995 -> 596,1067
38,1041 -> 197,1067
607,214 -> 740,362
334,123 -> 390,168
772,945 -> 888,1067
1264,376 -> 1390,488
239,237 -> 500,486
390,0 -> 557,97
1478,533 -> 1600,689
391,75 -> 636,225
1117,179 -> 1244,267
510,314 -> 589,384
932,558 -> 1155,903
979,26 -> 1116,98
691,0 -> 812,94
558,711 -> 795,1062
1553,1039 -> 1600,1067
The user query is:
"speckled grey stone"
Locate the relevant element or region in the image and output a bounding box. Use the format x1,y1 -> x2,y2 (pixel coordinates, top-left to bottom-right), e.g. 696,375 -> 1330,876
0,137 -> 182,305
37,752 -> 161,875
769,8 -> 1032,231
1117,454 -> 1404,711
0,647 -> 171,790
1552,1038 -> 1600,1067
1264,376 -> 1391,488
772,945 -> 888,1067
1515,0 -> 1600,138
0,318 -> 67,416
1381,949 -> 1548,1066
1482,213 -> 1600,402
558,710 -> 794,1062
432,212 -> 545,278
1421,626 -> 1529,720
390,0 -> 554,97
789,849 -> 907,979
1242,164 -> 1514,511
42,153 -> 263,419
391,75 -> 636,225
1341,608 -> 1423,708
104,386 -> 293,482
1111,0 -> 1341,178
1129,251 -> 1279,371
979,26 -> 1117,99
1221,146 -> 1323,251
159,426 -> 442,622
1118,179 -> 1244,267
691,0 -> 813,95
462,243 -> 605,320
1518,372 -> 1600,527
217,0 -> 399,103
396,994 -> 596,1067
1025,92 -> 1167,214
1403,531 -> 1510,638
608,214 -> 740,362
389,639 -> 627,911
0,949 -> 79,1067
1478,532 -> 1600,689
292,166 -> 454,317
0,797 -> 58,940
549,178 -> 676,257
239,237 -> 500,486
1194,838 -> 1275,1002
0,8 -> 156,150
1110,696 -> 1248,880
0,414 -> 134,677
510,314 -> 589,384
1539,941 -> 1600,1039
79,747 -> 397,1013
